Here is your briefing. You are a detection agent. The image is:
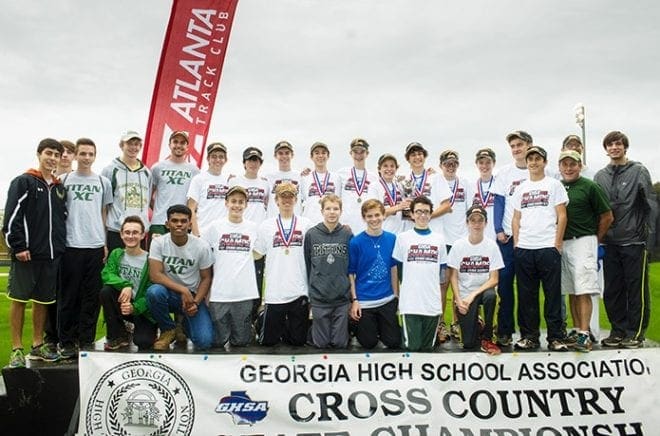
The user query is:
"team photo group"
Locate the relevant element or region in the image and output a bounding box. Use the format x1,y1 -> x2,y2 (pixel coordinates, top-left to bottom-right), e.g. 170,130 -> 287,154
2,128 -> 654,368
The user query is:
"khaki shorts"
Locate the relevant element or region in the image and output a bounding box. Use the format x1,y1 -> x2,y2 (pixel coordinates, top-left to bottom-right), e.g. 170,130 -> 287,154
561,235 -> 600,296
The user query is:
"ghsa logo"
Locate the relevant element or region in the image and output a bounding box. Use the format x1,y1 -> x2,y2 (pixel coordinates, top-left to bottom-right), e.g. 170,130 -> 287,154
215,391 -> 268,426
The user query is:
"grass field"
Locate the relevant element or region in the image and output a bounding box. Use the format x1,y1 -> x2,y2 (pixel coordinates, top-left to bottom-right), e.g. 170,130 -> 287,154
0,264 -> 658,361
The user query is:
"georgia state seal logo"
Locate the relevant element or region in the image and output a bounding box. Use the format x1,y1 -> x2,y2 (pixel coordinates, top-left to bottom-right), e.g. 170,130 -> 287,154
84,360 -> 194,435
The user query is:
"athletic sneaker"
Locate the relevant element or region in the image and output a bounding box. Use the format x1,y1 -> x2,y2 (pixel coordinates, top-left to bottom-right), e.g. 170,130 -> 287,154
27,343 -> 60,362
59,344 -> 79,360
620,337 -> 644,349
480,339 -> 501,355
601,334 -> 624,348
547,339 -> 569,352
450,322 -> 461,341
8,348 -> 26,369
104,337 -> 130,351
514,338 -> 539,351
496,334 -> 512,347
437,322 -> 449,343
565,330 -> 578,349
154,329 -> 177,351
574,333 -> 592,352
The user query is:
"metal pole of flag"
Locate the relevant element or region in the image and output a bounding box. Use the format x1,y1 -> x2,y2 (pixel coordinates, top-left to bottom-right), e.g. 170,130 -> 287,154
574,103 -> 586,165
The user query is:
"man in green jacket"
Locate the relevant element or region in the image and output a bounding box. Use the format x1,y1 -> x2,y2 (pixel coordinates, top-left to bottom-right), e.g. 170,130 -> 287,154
99,216 -> 156,350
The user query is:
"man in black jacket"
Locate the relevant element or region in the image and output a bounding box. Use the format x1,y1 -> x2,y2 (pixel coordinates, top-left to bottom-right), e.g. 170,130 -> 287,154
3,138 -> 67,368
594,131 -> 655,349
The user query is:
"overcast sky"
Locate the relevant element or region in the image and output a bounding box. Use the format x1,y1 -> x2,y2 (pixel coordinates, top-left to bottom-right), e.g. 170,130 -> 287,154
1,0 -> 659,207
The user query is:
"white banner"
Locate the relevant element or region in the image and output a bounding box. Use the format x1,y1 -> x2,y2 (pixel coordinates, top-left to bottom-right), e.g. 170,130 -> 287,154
78,349 -> 659,435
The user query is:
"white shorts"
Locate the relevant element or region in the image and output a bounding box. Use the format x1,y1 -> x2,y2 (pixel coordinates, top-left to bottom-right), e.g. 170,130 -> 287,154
561,235 -> 600,296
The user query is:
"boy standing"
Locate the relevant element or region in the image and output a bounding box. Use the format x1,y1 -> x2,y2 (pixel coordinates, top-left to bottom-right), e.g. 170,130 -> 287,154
338,138 -> 378,233
512,146 -> 569,351
304,194 -> 353,348
254,182 -> 312,346
203,186 -> 260,348
3,138 -> 66,367
348,199 -> 400,349
300,142 -> 342,224
393,196 -> 447,352
266,140 -> 302,217
448,205 -> 503,354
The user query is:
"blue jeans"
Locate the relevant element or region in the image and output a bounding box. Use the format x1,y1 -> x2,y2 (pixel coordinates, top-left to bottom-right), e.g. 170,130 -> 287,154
146,284 -> 213,349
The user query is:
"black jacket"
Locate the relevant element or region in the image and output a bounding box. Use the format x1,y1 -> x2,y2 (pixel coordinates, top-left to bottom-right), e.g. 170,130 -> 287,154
3,169 -> 67,260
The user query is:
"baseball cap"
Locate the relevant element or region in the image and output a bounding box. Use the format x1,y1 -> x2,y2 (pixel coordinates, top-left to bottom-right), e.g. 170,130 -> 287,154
310,141 -> 329,154
206,142 -> 227,155
475,147 -> 496,161
275,182 -> 298,197
525,145 -> 547,161
274,140 -> 294,153
121,130 -> 142,142
377,153 -> 399,168
225,185 -> 248,200
350,138 -> 369,150
169,130 -> 189,142
466,205 -> 488,221
506,130 -> 533,144
440,150 -> 459,163
405,142 -> 428,158
558,150 -> 582,163
243,147 -> 263,162
562,135 -> 583,149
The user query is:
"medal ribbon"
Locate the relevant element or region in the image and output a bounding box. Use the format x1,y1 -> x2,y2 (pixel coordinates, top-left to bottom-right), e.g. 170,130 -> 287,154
411,170 -> 428,197
449,179 -> 459,207
276,215 -> 297,249
379,176 -> 398,206
312,171 -> 330,196
477,176 -> 493,207
351,167 -> 367,198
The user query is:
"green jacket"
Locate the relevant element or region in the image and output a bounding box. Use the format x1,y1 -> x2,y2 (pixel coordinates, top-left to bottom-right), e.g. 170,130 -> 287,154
101,248 -> 154,322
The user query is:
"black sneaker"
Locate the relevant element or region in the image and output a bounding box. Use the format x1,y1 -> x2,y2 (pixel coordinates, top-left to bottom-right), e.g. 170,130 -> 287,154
548,339 -> 569,352
620,337 -> 643,349
601,335 -> 624,347
514,338 -> 539,351
59,344 -> 79,359
496,334 -> 512,347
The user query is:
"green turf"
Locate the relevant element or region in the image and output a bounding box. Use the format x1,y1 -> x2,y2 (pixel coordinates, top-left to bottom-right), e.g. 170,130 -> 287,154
0,263 -> 658,363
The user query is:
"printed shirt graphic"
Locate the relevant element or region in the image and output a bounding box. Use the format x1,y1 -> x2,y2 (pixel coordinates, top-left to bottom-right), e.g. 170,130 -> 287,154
393,229 -> 447,316
187,171 -> 230,232
151,160 -> 200,225
447,237 -> 503,299
228,175 -> 269,225
372,179 -> 405,234
440,176 -> 473,245
400,173 -> 451,233
513,177 -> 569,249
203,218 -> 259,302
119,251 -> 148,299
300,172 -> 342,225
348,231 -> 398,306
254,215 -> 311,304
63,172 -> 113,248
337,167 -> 378,234
491,164 -> 529,235
149,234 -> 214,294
265,170 -> 302,217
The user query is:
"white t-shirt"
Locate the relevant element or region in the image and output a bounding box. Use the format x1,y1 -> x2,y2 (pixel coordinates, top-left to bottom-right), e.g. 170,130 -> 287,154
400,171 -> 452,233
337,166 -> 379,234
393,229 -> 447,316
203,218 -> 259,302
440,176 -> 473,245
151,160 -> 199,225
300,171 -> 342,225
372,177 -> 405,234
148,234 -> 214,294
265,170 -> 302,217
254,215 -> 311,304
447,236 -> 504,299
63,171 -> 113,248
187,171 -> 230,234
471,176 -> 497,240
491,164 -> 529,236
228,175 -> 269,225
513,176 -> 569,249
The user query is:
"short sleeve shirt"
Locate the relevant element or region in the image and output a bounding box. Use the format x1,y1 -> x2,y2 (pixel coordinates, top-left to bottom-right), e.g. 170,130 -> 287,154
149,234 -> 214,294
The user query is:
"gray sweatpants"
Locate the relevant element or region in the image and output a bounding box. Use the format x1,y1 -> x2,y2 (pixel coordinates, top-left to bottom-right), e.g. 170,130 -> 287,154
311,303 -> 350,348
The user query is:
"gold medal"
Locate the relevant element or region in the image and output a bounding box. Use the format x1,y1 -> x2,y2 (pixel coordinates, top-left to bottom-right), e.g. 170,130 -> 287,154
357,197 -> 362,203
284,248 -> 290,255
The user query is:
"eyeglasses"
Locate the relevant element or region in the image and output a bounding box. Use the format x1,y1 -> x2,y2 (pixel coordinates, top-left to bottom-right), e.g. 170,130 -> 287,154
413,209 -> 431,216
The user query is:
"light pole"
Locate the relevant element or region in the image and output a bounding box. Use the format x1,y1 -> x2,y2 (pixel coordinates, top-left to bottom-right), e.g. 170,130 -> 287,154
574,103 -> 586,165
